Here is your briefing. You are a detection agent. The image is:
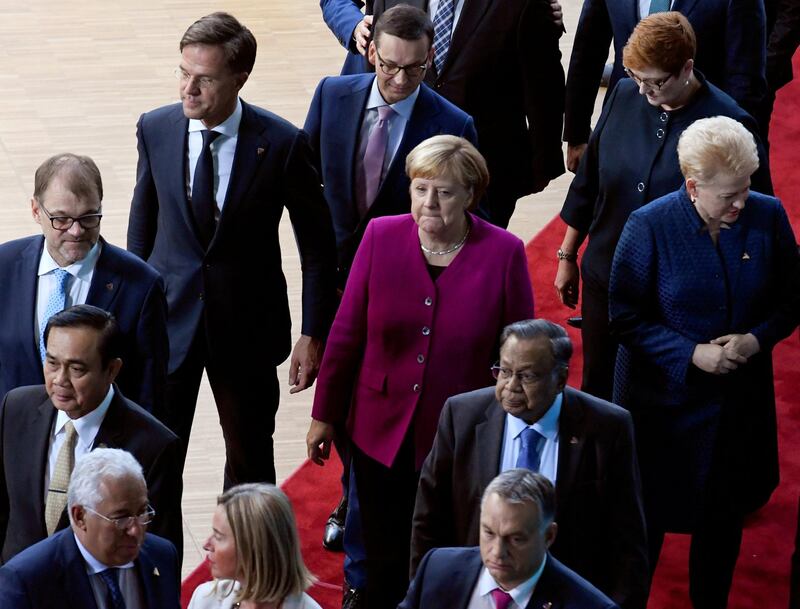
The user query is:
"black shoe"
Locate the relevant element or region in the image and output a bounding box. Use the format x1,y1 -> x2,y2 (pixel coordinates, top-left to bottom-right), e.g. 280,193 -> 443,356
323,495 -> 347,552
342,583 -> 363,609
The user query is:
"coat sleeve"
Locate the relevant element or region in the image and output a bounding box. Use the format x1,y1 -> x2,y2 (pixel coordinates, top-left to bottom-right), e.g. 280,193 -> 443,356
320,0 -> 366,53
410,399 -> 458,576
128,113 -> 159,261
132,275 -> 169,419
283,129 -> 338,340
0,566 -> 31,609
303,78 -> 328,177
609,211 -> 699,388
723,0 -> 768,118
563,0 -> 613,145
311,220 -> 375,424
504,238 -> 535,322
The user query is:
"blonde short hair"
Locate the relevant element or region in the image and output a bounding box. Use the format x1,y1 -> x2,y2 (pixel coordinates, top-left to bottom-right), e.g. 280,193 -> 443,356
218,484 -> 315,604
405,135 -> 489,209
677,116 -> 760,183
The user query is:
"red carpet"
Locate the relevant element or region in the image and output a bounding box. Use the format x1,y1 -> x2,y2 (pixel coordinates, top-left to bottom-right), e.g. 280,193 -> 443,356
181,56 -> 800,609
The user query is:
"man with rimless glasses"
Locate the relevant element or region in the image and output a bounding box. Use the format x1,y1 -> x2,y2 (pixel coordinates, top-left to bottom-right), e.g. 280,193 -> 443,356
0,153 -> 168,417
0,448 -> 181,608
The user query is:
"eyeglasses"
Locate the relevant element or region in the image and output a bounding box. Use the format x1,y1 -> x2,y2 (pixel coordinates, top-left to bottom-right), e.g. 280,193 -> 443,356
37,200 -> 102,230
491,364 -> 544,387
85,505 -> 156,530
174,67 -> 217,90
623,67 -> 674,91
375,49 -> 428,78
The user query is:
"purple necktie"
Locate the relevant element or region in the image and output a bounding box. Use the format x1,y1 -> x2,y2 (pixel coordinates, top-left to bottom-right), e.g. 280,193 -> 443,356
491,587 -> 514,609
360,105 -> 394,215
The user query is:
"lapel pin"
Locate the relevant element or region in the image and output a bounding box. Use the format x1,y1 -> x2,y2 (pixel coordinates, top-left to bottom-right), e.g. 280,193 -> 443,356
257,147 -> 265,156
106,282 -> 114,291
153,567 -> 160,577
742,252 -> 750,260
543,603 -> 553,609
570,436 -> 579,444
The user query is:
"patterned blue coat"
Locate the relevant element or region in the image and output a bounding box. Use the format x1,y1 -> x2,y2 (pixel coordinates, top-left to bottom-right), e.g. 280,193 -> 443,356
609,186 -> 798,530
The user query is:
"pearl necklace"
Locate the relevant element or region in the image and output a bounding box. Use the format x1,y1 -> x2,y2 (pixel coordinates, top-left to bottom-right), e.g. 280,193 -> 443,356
419,226 -> 470,256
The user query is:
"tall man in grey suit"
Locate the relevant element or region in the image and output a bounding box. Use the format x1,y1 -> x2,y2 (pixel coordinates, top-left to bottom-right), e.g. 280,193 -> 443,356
0,153 -> 168,415
0,305 -> 182,563
127,13 -> 337,486
412,319 -> 649,609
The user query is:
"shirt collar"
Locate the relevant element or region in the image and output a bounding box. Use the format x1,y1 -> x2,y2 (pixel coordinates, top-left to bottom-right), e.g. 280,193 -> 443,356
365,77 -> 419,120
74,530 -> 135,574
477,554 -> 548,607
188,97 -> 243,136
507,392 -> 562,442
38,240 -> 102,280
54,385 -> 115,444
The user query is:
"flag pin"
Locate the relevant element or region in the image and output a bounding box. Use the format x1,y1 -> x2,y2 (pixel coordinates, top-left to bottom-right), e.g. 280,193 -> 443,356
742,252 -> 750,260
154,567 -> 160,576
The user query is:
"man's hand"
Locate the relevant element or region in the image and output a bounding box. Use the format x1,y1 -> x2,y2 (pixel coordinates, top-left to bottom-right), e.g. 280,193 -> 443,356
691,343 -> 747,375
289,335 -> 324,394
711,333 -> 760,359
548,0 -> 564,31
306,419 -> 335,465
566,143 -> 588,173
353,15 -> 373,55
554,259 -> 580,308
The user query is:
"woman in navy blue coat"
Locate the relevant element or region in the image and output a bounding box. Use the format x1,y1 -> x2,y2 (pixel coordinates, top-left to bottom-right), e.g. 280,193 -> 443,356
556,12 -> 772,401
609,116 -> 799,608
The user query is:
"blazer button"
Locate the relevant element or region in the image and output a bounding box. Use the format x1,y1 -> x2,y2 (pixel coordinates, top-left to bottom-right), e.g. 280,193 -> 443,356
660,112 -> 668,122
417,354 -> 425,364
637,182 -> 645,192
656,128 -> 665,139
199,292 -> 204,301
413,383 -> 421,392
422,326 -> 431,336
424,297 -> 433,306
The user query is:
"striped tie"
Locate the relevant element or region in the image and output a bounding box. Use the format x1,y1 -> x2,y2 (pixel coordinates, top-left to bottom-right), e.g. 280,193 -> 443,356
432,0 -> 455,74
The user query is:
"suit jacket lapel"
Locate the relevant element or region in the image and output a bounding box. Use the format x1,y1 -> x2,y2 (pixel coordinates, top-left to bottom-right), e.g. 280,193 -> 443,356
454,550 -> 484,609
14,237 -> 44,369
28,395 -> 57,531
717,219 -> 749,309
343,77 -> 373,223
671,0 -> 700,17
163,108 -> 195,245
92,389 -> 126,449
476,397 -> 505,489
60,531 -> 101,609
555,388 -> 586,509
527,555 -> 563,609
136,545 -> 160,608
86,238 -> 121,311
441,0 -> 492,79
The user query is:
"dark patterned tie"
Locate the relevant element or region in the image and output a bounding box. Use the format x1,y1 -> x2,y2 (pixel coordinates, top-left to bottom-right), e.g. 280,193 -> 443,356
99,568 -> 127,609
192,129 -> 222,247
432,0 -> 455,74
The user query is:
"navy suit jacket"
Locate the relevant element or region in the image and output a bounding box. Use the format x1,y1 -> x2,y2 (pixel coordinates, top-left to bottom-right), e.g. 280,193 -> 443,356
412,386 -> 648,609
303,75 -> 478,283
564,0 -> 767,145
0,235 -> 167,415
0,385 -> 183,563
0,529 -> 180,609
128,100 -> 337,371
399,547 -> 619,609
321,0 -> 566,209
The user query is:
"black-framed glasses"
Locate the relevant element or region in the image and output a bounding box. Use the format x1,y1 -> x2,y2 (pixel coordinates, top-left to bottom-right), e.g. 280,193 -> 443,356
85,505 -> 156,530
375,49 -> 428,78
491,364 -> 542,387
37,200 -> 102,231
623,67 -> 674,91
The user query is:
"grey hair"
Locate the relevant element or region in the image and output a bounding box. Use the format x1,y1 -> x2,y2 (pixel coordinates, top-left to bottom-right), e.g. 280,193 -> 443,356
481,469 -> 556,528
67,448 -> 145,523
498,319 -> 573,372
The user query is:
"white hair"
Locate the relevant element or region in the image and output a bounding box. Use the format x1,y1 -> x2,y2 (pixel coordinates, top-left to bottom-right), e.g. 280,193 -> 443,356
67,448 -> 145,523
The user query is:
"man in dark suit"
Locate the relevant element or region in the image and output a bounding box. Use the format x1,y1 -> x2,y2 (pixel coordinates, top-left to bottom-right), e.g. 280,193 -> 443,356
0,447 -> 180,609
412,319 -> 648,609
127,12 -> 337,486
305,4 -> 477,286
564,0 -> 767,172
401,469 -> 619,609
0,305 -> 182,563
320,0 -> 565,228
0,153 -> 167,416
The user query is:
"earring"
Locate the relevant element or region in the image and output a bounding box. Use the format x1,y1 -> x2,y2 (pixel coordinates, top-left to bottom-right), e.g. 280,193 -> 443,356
685,80 -> 690,86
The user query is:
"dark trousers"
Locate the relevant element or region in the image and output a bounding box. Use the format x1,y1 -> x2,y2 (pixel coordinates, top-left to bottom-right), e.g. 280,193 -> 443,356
165,324 -> 280,487
351,436 -> 420,609
580,280 -> 617,402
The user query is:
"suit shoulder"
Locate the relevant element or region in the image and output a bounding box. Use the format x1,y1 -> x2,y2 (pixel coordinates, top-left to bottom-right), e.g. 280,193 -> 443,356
0,235 -> 41,262
321,73 -> 374,93
471,215 -> 525,249
546,556 -> 618,608
242,100 -> 301,138
142,532 -> 178,556
446,386 -> 497,412
425,546 -> 481,570
100,242 -> 161,282
367,213 -> 415,234
563,386 -> 633,426
419,85 -> 471,121
3,385 -> 49,409
139,103 -> 184,127
117,395 -> 179,443
1,529 -> 68,576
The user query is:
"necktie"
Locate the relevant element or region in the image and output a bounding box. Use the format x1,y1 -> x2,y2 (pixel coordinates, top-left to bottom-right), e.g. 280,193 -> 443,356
516,427 -> 544,472
491,588 -> 514,609
192,129 -> 222,248
432,0 -> 455,74
45,421 -> 77,534
39,268 -> 70,361
360,105 -> 395,215
99,568 -> 127,609
648,0 -> 670,14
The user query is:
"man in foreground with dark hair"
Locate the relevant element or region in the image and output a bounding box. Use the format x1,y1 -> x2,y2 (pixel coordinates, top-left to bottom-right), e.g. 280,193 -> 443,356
0,305 -> 182,563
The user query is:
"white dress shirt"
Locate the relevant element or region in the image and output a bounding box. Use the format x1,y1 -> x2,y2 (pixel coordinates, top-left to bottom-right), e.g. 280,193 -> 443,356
36,240 -> 101,344
45,385 -> 114,496
75,532 -> 145,609
187,98 -> 243,213
466,555 -> 548,609
499,392 -> 562,484
428,0 -> 466,40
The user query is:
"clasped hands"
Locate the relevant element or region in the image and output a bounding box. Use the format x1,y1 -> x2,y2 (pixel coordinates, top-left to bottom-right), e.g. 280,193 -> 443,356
691,333 -> 760,375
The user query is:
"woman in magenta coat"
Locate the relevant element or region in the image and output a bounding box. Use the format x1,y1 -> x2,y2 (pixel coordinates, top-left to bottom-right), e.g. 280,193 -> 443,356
306,136 -> 534,609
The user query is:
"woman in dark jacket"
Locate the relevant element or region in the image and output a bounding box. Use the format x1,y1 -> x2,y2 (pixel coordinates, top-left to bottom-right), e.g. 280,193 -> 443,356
555,11 -> 772,401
